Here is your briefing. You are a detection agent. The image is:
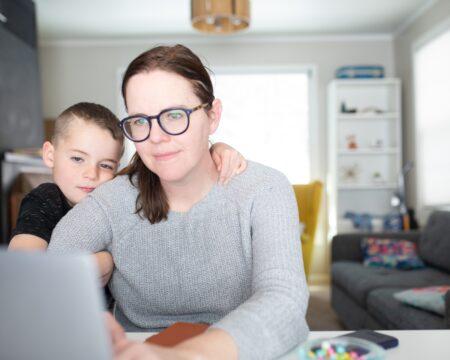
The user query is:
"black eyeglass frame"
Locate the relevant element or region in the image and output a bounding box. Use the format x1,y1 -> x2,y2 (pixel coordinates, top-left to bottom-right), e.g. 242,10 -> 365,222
119,103 -> 210,142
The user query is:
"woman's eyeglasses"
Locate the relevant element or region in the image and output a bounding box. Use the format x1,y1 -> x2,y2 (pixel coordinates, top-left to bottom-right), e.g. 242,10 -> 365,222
119,103 -> 209,142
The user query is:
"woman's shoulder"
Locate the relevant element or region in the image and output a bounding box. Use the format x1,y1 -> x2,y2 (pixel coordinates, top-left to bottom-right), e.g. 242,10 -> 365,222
90,175 -> 138,204
227,161 -> 291,194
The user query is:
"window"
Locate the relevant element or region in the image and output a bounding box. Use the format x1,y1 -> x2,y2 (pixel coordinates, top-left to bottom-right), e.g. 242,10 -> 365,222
414,28 -> 450,207
211,71 -> 311,184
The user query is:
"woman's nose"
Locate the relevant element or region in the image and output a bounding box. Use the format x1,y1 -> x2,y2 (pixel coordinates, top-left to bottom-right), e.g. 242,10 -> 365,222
149,120 -> 170,143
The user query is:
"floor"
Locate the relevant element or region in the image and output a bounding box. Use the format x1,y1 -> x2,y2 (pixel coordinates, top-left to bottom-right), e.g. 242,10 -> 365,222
306,285 -> 345,331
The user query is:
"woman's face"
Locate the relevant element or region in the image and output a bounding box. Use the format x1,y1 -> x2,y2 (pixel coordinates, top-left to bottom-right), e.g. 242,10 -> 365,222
125,69 -> 221,184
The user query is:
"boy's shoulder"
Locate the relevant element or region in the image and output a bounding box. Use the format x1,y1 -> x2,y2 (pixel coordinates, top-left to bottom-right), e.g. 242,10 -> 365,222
26,182 -> 65,201
15,182 -> 70,224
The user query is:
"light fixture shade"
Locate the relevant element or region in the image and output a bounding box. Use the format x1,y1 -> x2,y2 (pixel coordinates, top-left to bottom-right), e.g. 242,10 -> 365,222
191,0 -> 250,34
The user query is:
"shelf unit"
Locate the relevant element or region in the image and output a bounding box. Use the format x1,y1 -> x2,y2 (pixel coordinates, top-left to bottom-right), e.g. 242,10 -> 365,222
337,112 -> 400,120
338,148 -> 398,155
327,78 -> 402,236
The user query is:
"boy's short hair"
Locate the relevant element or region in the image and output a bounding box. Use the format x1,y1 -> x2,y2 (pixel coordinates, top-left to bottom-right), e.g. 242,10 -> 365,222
53,102 -> 124,147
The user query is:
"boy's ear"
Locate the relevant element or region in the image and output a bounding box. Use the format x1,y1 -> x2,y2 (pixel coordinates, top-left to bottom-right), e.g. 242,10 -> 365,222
42,141 -> 55,169
208,99 -> 222,135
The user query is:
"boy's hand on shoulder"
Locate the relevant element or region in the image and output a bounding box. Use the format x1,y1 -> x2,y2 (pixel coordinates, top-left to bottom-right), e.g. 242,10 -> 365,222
210,142 -> 247,185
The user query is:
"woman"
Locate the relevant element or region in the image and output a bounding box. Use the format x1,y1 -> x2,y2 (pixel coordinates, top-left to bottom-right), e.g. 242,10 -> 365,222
49,44 -> 309,360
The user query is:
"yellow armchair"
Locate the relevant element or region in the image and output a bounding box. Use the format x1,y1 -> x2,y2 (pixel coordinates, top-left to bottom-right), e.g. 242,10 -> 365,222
293,181 -> 323,279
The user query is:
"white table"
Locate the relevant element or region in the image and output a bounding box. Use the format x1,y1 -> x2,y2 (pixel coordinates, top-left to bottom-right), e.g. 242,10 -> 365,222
127,330 -> 450,359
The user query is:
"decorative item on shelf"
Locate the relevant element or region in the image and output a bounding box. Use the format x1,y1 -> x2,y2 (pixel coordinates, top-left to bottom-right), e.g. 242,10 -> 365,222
407,208 -> 419,229
383,213 -> 403,231
340,101 -> 357,114
191,0 -> 250,34
344,211 -> 374,231
339,163 -> 360,183
372,171 -> 384,184
345,134 -> 358,149
370,139 -> 384,149
344,211 -> 403,232
359,106 -> 385,115
335,65 -> 385,79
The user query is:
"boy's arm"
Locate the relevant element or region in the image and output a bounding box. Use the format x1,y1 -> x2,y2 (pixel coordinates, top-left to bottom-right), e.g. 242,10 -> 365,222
8,234 -> 48,251
9,235 -> 113,286
11,184 -> 67,250
93,251 -> 114,286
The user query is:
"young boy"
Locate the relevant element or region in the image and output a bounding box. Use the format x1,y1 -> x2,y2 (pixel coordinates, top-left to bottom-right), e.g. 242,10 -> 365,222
8,102 -> 123,285
8,102 -> 246,285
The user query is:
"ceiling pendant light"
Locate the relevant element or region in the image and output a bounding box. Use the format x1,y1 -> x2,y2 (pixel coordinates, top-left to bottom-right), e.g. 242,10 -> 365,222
191,0 -> 250,34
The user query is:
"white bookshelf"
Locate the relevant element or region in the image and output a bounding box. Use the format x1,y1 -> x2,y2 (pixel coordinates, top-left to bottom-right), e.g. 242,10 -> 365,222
327,78 -> 402,236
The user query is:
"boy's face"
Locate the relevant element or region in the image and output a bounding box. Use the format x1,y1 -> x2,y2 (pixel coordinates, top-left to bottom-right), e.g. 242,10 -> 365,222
42,118 -> 122,206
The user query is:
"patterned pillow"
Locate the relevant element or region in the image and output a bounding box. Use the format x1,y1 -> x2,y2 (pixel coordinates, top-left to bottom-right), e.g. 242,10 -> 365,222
362,237 -> 425,270
394,286 -> 450,316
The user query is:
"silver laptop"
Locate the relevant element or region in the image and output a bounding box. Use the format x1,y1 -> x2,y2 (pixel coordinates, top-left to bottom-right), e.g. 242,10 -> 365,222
0,250 -> 112,360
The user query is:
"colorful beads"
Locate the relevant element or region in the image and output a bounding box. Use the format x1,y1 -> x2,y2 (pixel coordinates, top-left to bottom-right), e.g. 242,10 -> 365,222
298,341 -> 367,360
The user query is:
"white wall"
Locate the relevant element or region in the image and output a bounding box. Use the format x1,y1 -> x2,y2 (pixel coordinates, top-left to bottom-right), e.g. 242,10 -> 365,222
39,36 -> 394,283
394,0 -> 450,222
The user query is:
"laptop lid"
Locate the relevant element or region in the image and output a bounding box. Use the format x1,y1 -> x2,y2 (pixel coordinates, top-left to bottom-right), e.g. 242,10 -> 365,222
0,250 -> 112,360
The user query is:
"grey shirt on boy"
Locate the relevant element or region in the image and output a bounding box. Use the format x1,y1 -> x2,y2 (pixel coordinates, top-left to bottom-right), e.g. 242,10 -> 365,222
49,161 -> 309,360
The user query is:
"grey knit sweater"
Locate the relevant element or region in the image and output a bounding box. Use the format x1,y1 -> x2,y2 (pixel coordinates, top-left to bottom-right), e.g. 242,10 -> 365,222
48,161 -> 309,359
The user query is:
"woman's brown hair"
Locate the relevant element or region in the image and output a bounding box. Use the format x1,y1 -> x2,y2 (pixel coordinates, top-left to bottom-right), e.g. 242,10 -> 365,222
120,44 -> 215,223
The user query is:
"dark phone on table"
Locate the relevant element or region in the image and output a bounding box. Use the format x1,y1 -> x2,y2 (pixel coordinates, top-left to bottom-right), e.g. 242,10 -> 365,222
337,329 -> 399,349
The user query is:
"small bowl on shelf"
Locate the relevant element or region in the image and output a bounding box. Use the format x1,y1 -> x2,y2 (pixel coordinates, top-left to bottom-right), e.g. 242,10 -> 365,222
296,336 -> 385,360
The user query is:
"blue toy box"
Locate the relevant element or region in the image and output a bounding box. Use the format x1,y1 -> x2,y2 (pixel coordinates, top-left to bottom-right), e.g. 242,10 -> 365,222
336,65 -> 385,79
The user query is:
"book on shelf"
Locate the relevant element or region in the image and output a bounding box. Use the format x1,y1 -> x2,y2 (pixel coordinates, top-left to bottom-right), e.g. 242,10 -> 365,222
4,148 -> 43,165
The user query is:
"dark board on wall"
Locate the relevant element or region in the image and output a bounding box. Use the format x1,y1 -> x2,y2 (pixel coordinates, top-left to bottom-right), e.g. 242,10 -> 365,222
0,0 -> 44,243
0,0 -> 43,151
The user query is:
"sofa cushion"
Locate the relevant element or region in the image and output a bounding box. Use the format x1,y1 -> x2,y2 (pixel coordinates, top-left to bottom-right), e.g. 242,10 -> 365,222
420,211 -> 450,272
367,288 -> 447,329
362,237 -> 425,269
393,286 -> 450,316
332,261 -> 450,307
331,284 -> 384,329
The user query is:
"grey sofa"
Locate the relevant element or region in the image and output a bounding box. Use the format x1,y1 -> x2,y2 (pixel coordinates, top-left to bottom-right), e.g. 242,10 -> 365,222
331,211 -> 450,330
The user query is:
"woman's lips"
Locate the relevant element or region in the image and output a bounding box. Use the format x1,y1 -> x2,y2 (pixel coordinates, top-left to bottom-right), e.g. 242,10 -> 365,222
79,187 -> 95,193
153,151 -> 180,161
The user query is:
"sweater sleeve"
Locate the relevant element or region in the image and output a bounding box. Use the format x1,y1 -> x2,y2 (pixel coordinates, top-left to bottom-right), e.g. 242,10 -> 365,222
12,191 -> 57,243
212,173 -> 309,360
48,195 -> 112,254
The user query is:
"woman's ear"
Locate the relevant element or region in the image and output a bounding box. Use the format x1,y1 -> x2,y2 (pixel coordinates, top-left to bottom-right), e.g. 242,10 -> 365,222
42,141 -> 55,169
208,99 -> 222,135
